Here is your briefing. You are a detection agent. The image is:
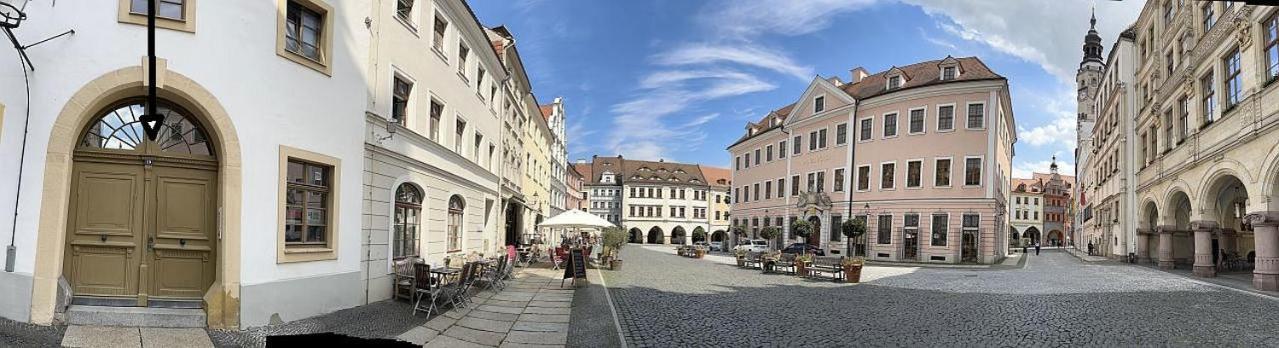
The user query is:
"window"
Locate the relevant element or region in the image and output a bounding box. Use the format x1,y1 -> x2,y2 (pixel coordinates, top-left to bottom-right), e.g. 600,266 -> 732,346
432,14 -> 448,52
793,136 -> 801,155
1164,111 -> 1174,151
393,184 -> 422,259
1166,51 -> 1175,76
777,178 -> 785,197
963,214 -> 979,240
447,195 -> 464,251
859,118 -> 873,141
938,105 -> 955,131
830,215 -> 843,242
931,214 -> 948,246
814,96 -> 825,113
454,119 -> 467,154
753,183 -> 760,201
477,68 -> 487,95
791,175 -> 800,196
836,123 -> 847,145
1202,3 -> 1215,33
1224,49 -> 1242,109
392,76 -> 412,126
1202,72 -> 1216,123
766,145 -> 773,162
1178,97 -> 1189,142
881,163 -> 895,190
909,108 -> 925,134
964,157 -> 982,186
888,76 -> 901,89
754,149 -> 761,165
279,0 -> 332,73
809,131 -> 818,151
744,153 -> 751,168
735,156 -> 741,170
883,113 -> 898,137
396,0 -> 413,22
1266,14 -> 1279,82
942,66 -> 956,80
906,160 -> 922,188
285,159 -> 332,248
1163,0 -> 1173,24
807,173 -> 816,192
834,168 -> 845,192
904,213 -> 919,243
764,181 -> 772,199
779,141 -> 787,158
857,165 -> 870,191
819,128 -> 828,148
130,0 -> 184,20
877,215 -> 892,244
458,44 -> 470,75
816,171 -> 825,193
935,158 -> 952,186
474,133 -> 483,162
966,103 -> 984,129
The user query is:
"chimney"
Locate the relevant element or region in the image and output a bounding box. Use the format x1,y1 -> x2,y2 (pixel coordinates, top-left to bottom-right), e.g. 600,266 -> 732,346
850,67 -> 869,83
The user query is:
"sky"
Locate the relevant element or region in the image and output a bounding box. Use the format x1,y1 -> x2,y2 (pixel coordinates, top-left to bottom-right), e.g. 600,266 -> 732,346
468,0 -> 1146,178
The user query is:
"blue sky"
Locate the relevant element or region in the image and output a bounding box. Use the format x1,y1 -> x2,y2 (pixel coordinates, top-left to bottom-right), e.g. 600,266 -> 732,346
469,0 -> 1145,178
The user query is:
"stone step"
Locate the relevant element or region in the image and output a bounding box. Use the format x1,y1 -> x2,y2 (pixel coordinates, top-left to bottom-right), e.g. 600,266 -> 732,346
66,305 -> 206,328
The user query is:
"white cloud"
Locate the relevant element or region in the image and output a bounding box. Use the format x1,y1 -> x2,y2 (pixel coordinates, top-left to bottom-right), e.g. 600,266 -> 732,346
918,27 -> 959,51
606,70 -> 772,160
700,0 -> 879,38
1017,87 -> 1078,150
653,45 -> 814,81
1014,157 -> 1075,179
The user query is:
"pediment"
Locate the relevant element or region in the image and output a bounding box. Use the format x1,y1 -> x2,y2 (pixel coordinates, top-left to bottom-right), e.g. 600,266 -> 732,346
782,76 -> 857,127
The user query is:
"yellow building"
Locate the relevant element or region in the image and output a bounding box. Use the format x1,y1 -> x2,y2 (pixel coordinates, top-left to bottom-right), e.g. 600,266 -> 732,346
521,96 -> 554,242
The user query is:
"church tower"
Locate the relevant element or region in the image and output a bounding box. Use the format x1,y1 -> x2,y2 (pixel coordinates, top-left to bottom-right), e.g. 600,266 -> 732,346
1075,9 -> 1104,179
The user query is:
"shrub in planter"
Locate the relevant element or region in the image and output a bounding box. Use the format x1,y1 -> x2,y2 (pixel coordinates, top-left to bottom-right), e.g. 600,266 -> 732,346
841,256 -> 865,283
759,226 -> 781,250
602,227 -> 627,269
790,220 -> 813,245
795,253 -> 813,276
841,218 -> 867,257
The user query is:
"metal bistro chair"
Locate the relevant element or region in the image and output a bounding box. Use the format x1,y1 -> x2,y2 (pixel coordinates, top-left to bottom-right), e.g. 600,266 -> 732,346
483,256 -> 508,291
392,257 -> 419,301
448,262 -> 477,308
411,263 -> 439,317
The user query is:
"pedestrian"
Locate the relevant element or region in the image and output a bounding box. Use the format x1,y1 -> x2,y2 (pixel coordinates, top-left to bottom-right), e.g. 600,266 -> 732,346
1087,241 -> 1094,256
1034,242 -> 1041,255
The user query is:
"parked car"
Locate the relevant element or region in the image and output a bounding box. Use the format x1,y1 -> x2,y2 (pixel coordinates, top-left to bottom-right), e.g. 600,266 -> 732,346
780,243 -> 826,256
732,239 -> 770,253
692,241 -> 711,250
706,241 -> 724,251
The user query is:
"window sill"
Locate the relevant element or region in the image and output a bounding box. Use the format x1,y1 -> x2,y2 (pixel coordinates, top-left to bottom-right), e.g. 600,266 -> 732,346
905,186 -> 923,190
881,187 -> 896,191
432,47 -> 449,63
963,184 -> 982,189
458,72 -> 470,85
120,13 -> 196,33
937,129 -> 955,133
395,15 -> 420,36
279,246 -> 337,263
882,135 -> 899,139
907,131 -> 926,136
965,127 -> 986,131
277,49 -> 332,76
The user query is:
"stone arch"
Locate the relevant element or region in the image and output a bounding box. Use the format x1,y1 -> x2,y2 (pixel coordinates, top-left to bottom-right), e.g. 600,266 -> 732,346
647,226 -> 664,244
691,226 -> 706,242
1141,199 -> 1160,230
710,230 -> 727,242
1163,182 -> 1196,226
31,66 -> 242,327
1260,143 -> 1279,211
1196,164 -> 1257,222
628,228 -> 643,243
1167,190 -> 1194,229
1024,226 -> 1041,245
671,226 -> 687,245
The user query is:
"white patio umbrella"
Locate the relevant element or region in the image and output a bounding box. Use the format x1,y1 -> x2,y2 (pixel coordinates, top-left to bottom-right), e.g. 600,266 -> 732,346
538,210 -> 614,246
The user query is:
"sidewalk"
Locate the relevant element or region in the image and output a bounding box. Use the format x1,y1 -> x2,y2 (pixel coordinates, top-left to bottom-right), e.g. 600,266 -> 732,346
1061,247 -> 1109,262
394,267 -> 574,347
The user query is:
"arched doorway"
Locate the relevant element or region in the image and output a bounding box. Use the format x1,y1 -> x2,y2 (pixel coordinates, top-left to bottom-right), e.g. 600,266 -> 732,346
628,228 -> 643,243
1204,175 -> 1254,274
394,184 -> 423,259
1009,227 -> 1020,247
671,226 -> 686,245
64,99 -> 219,308
1024,227 -> 1041,245
806,216 -> 822,248
691,226 -> 706,242
647,227 -> 664,244
1047,230 -> 1064,247
710,230 -> 726,243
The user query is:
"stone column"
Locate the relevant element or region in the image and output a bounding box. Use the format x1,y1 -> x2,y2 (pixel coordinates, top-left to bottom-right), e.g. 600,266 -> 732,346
1247,212 -> 1279,291
1135,228 -> 1152,264
1157,225 -> 1175,269
1191,221 -> 1218,277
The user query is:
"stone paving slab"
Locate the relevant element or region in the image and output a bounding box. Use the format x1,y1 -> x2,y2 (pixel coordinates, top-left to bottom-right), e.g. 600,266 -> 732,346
467,309 -> 521,322
522,306 -> 570,315
140,328 -> 213,348
423,334 -> 493,348
499,342 -> 562,348
511,322 -> 569,332
423,316 -> 458,331
457,316 -> 515,333
396,267 -> 574,347
504,331 -> 568,345
517,314 -> 570,323
61,326 -> 141,348
485,299 -> 531,308
444,325 -> 507,346
395,326 -> 440,345
477,304 -> 526,314
525,300 -> 571,308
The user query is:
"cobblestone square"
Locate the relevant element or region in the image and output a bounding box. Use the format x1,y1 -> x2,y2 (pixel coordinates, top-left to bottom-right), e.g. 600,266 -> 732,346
603,246 -> 1279,347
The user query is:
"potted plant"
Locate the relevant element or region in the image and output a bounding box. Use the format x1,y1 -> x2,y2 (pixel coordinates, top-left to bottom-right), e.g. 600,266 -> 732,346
730,225 -> 747,248
601,227 -> 627,270
759,226 -> 781,250
795,253 -> 813,277
791,220 -> 813,246
841,256 -> 865,283
841,218 -> 867,257
734,249 -> 747,267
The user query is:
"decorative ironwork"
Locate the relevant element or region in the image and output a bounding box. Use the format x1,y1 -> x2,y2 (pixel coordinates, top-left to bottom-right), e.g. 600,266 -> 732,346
81,101 -> 213,156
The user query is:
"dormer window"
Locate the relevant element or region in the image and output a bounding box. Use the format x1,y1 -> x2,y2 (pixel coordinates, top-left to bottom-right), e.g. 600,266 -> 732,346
814,96 -> 825,113
888,76 -> 902,89
942,66 -> 956,80
601,171 -> 616,184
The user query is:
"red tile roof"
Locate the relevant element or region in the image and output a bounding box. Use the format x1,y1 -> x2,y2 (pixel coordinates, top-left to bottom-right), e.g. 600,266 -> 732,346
539,105 -> 554,121
700,166 -> 732,188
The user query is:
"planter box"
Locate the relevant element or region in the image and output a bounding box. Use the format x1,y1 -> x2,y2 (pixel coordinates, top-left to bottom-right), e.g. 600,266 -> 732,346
611,259 -> 623,270
844,265 -> 863,283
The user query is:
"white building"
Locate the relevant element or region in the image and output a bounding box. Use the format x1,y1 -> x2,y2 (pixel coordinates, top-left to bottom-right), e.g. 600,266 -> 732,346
1010,179 -> 1045,247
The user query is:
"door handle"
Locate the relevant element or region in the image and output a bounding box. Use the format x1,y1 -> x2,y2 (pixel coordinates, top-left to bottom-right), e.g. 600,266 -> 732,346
100,234 -> 107,242
147,237 -> 155,251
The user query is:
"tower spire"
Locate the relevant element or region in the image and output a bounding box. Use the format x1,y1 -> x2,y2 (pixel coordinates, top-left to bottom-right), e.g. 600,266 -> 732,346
1090,6 -> 1096,30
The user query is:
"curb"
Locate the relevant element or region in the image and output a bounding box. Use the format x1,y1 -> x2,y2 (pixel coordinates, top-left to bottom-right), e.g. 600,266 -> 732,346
592,266 -> 628,348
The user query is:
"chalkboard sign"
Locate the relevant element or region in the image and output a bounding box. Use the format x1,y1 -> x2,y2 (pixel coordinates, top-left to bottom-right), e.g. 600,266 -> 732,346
561,248 -> 587,287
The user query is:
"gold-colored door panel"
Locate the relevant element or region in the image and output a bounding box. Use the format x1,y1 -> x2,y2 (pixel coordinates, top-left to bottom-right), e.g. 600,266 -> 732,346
72,172 -> 141,237
68,245 -> 136,296
64,163 -> 144,299
147,166 -> 217,300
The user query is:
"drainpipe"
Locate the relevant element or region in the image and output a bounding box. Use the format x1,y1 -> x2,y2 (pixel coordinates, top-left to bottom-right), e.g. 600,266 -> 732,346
782,123 -> 791,246
845,100 -> 859,257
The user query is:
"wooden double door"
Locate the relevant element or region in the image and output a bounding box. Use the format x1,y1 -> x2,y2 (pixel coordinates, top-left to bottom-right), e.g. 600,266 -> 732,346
64,153 -> 218,308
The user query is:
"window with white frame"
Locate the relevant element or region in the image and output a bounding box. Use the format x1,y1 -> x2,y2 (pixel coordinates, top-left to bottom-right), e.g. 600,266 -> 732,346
857,165 -> 870,191
906,160 -> 922,188
909,108 -> 925,134
836,123 -> 847,145
834,168 -> 845,192
881,162 -> 895,189
883,113 -> 898,137
859,118 -> 872,141
964,157 -> 982,186
966,103 -> 984,129
935,158 -> 952,186
931,214 -> 948,246
938,105 -> 955,131
815,96 -> 825,113
877,215 -> 892,244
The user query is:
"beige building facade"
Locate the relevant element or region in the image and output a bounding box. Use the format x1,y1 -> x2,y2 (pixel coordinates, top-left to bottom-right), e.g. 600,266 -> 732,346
728,57 -> 1016,264
1082,3 -> 1279,291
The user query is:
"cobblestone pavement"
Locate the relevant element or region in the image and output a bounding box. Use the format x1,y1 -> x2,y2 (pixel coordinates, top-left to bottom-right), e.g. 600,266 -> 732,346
604,246 -> 1279,347
0,316 -> 64,348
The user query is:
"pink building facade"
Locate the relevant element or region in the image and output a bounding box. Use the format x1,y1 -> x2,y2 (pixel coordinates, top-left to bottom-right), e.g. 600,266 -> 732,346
727,57 -> 1016,264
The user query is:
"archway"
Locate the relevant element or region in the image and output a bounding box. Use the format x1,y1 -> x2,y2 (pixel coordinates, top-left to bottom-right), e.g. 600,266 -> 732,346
1024,227 -> 1041,245
671,226 -> 687,245
1168,190 -> 1195,267
31,67 -> 242,328
1203,175 -> 1253,273
1047,230 -> 1064,247
628,228 -> 643,244
691,226 -> 706,242
1009,227 -> 1021,247
505,201 -> 524,246
710,230 -> 726,243
647,227 -> 664,244
806,216 -> 822,248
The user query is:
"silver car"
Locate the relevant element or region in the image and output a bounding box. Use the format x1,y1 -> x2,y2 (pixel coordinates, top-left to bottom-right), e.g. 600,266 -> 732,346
732,239 -> 770,253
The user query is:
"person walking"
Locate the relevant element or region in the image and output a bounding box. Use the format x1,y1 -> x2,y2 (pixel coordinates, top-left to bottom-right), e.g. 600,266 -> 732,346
1034,242 -> 1041,255
1087,241 -> 1094,256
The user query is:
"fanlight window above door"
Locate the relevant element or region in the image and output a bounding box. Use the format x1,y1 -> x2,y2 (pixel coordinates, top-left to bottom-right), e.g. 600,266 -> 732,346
80,100 -> 213,156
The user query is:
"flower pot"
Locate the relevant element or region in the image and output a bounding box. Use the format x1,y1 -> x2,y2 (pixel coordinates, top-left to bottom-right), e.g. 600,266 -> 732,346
695,250 -> 706,258
611,259 -> 623,270
736,256 -> 745,267
844,264 -> 863,283
795,262 -> 807,277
